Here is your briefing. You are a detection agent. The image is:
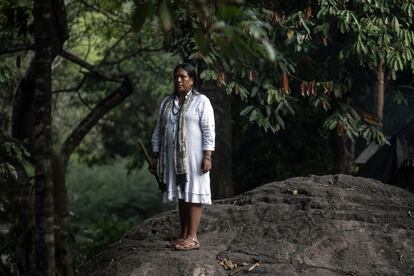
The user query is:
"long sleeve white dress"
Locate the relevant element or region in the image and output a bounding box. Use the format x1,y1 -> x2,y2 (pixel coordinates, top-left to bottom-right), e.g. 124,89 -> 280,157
151,90 -> 215,204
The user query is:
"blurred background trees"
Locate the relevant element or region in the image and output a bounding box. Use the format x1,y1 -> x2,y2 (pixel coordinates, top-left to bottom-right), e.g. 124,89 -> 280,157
1,0 -> 413,274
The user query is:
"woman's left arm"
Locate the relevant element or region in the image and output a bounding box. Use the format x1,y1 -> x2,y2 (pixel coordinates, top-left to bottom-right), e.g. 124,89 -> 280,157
199,96 -> 215,173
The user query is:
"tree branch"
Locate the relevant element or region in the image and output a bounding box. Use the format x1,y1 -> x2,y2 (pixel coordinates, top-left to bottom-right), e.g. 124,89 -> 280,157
393,85 -> 414,91
52,76 -> 86,94
60,50 -> 125,83
99,29 -> 132,65
59,76 -> 134,166
0,44 -> 35,56
101,46 -> 164,66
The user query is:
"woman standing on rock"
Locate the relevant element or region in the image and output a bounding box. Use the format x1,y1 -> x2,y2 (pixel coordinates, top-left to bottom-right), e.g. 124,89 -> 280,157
150,63 -> 215,250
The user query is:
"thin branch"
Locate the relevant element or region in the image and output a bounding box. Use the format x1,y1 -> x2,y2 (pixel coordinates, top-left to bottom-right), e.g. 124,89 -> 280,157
0,44 -> 35,56
60,50 -> 125,83
76,88 -> 93,111
101,46 -> 164,66
53,74 -> 87,94
288,73 -> 307,82
392,85 -> 414,91
83,34 -> 93,62
99,28 -> 132,65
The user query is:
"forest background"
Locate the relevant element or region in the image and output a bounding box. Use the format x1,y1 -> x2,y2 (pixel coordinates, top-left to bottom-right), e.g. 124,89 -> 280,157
1,0 -> 414,275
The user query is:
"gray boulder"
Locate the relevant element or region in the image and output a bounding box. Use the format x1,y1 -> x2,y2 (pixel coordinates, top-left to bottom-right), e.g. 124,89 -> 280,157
80,175 -> 414,275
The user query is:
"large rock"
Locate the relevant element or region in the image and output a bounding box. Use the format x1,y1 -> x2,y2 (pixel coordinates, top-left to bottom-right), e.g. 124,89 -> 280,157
81,175 -> 414,275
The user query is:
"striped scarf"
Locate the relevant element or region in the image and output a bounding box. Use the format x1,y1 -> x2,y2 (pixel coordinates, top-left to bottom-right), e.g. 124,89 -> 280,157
157,91 -> 195,191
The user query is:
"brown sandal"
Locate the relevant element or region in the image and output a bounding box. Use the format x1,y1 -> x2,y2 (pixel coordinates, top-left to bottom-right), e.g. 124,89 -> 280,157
175,237 -> 200,251
166,237 -> 186,248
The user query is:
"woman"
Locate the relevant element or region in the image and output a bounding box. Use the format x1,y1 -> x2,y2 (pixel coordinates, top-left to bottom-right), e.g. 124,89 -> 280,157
150,63 -> 215,250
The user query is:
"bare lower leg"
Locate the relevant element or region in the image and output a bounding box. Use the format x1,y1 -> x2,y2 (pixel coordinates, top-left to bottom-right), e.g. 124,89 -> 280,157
186,203 -> 202,239
178,200 -> 188,238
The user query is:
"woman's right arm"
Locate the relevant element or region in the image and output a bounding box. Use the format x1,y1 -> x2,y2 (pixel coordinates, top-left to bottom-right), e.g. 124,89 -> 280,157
150,99 -> 165,173
151,98 -> 166,153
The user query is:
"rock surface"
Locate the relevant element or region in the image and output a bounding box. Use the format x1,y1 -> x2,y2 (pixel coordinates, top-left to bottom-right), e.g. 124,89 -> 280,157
81,175 -> 414,276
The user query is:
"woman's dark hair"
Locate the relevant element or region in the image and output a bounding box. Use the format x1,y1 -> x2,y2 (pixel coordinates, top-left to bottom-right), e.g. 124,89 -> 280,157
174,63 -> 196,81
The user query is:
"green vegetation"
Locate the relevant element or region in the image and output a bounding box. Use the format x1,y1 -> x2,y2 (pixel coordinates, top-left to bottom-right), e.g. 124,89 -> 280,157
67,157 -> 174,266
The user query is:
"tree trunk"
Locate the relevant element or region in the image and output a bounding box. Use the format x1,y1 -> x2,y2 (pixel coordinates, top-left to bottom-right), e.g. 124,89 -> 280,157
375,59 -> 385,122
33,0 -> 55,274
52,152 -> 74,276
202,80 -> 234,199
331,133 -> 355,174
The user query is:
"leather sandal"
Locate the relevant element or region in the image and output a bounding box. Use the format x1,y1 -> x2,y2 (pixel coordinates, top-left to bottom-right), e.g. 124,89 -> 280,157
175,237 -> 200,251
166,237 -> 186,248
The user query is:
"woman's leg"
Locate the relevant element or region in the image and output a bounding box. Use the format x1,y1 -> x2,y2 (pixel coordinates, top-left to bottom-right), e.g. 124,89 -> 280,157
186,202 -> 202,239
175,202 -> 202,250
178,199 -> 188,238
175,202 -> 203,250
167,200 -> 188,247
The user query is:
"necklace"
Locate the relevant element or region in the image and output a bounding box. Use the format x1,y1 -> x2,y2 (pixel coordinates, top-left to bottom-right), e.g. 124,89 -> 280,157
172,95 -> 183,115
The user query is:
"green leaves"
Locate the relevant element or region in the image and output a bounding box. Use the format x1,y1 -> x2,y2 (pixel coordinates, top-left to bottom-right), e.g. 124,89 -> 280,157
391,17 -> 400,33
311,94 -> 331,111
217,5 -> 243,20
402,2 -> 414,19
1,141 -> 29,164
391,90 -> 408,106
337,10 -> 359,33
323,106 -> 360,140
322,105 -> 389,145
262,39 -> 276,62
387,51 -> 405,74
234,77 -> 296,133
195,28 -> 210,55
0,63 -> 15,86
131,1 -> 155,33
200,69 -> 218,82
0,163 -> 17,180
358,124 -> 389,146
316,0 -> 414,92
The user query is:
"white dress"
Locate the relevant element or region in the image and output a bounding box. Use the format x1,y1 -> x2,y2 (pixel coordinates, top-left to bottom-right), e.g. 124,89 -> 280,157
151,91 -> 215,204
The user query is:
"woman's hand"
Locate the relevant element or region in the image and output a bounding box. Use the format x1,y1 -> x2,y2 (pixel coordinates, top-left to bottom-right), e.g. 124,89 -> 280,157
201,156 -> 212,173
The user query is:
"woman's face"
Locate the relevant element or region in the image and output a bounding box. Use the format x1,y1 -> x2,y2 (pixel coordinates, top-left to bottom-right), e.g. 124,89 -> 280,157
174,68 -> 193,94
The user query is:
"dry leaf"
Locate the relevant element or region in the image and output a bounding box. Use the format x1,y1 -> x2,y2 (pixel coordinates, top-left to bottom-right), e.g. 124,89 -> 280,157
361,112 -> 381,126
218,257 -> 237,270
281,73 -> 290,94
287,188 -> 298,195
249,70 -> 257,81
311,80 -> 316,96
218,72 -> 226,83
287,29 -> 295,40
300,82 -> 307,96
304,6 -> 312,19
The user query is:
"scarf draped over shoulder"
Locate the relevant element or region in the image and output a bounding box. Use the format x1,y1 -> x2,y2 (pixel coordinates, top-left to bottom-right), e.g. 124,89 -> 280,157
157,90 -> 198,191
